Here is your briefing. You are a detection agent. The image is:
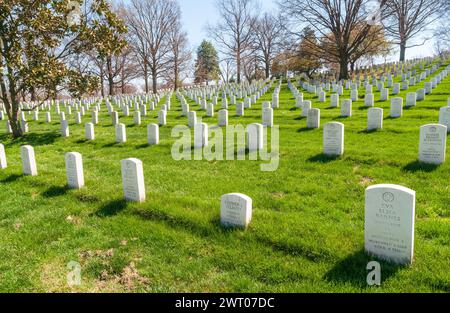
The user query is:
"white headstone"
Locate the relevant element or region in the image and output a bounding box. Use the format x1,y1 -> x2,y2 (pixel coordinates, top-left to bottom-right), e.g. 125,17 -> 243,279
134,111 -> 141,125
220,193 -> 252,229
45,112 -> 51,123
418,124 -> 447,165
323,122 -> 344,156
158,110 -> 167,126
307,108 -> 320,129
246,123 -> 263,152
341,99 -> 352,117
116,123 -> 126,143
147,123 -> 159,145
365,184 -> 415,265
367,108 -> 383,131
188,111 -> 197,128
330,94 -> 339,108
406,93 -> 416,107
262,108 -> 274,127
21,145 -> 37,176
65,152 -> 84,189
390,98 -> 403,118
365,94 -> 374,107
61,120 -> 69,137
121,158 -> 146,203
194,123 -> 208,148
438,106 -> 450,133
218,109 -> 228,127
301,101 -> 311,117
236,102 -> 244,117
85,123 -> 95,140
0,143 -> 7,169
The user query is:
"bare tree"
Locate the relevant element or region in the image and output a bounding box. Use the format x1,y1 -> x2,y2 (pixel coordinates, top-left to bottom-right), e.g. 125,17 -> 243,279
166,25 -> 192,90
252,13 -> 286,78
208,0 -> 259,83
220,58 -> 236,83
383,0 -> 443,61
279,0 -> 388,79
126,0 -> 179,94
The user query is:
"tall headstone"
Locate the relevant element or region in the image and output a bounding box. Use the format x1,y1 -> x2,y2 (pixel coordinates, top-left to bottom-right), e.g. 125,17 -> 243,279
406,92 -> 417,107
218,109 -> 228,127
438,106 -> 450,133
323,122 -> 344,156
418,124 -> 447,165
116,123 -> 126,143
85,123 -> 95,140
307,108 -> 320,129
246,123 -> 263,152
65,152 -> 84,189
147,123 -> 159,145
365,184 -> 415,265
134,111 -> 141,125
158,110 -> 167,126
390,98 -> 403,118
21,145 -> 37,176
367,108 -> 383,131
262,108 -> 274,127
341,99 -> 352,117
0,143 -> 7,169
330,94 -> 339,108
121,158 -> 146,203
194,123 -> 208,148
220,193 -> 252,229
61,120 -> 69,137
301,101 -> 311,117
188,111 -> 197,128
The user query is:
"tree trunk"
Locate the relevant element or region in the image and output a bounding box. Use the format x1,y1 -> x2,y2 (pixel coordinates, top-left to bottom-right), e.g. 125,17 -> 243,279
107,56 -> 114,96
265,60 -> 270,79
152,68 -> 157,94
339,57 -> 349,80
399,42 -> 406,62
30,87 -> 36,102
144,60 -> 149,94
236,50 -> 241,84
174,59 -> 179,91
100,66 -> 105,98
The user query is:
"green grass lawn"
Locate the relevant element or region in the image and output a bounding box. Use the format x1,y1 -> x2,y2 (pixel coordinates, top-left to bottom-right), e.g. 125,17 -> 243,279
0,62 -> 449,293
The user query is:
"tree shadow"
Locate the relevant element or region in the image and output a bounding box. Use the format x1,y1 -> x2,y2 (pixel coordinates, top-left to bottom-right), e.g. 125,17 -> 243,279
403,160 -> 440,173
42,185 -> 69,198
1,132 -> 60,147
0,174 -> 22,183
95,199 -> 128,217
297,127 -> 315,133
308,153 -> 340,163
324,248 -> 403,289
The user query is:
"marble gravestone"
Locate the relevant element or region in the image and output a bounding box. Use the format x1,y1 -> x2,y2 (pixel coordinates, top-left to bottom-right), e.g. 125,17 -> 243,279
158,110 -> 167,126
365,94 -> 374,107
121,158 -> 146,203
246,123 -> 263,152
262,108 -> 274,127
341,99 -> 352,117
301,101 -> 311,117
220,193 -> 252,229
188,111 -> 197,128
439,106 -> 450,132
367,108 -> 383,131
307,108 -> 320,129
0,143 -> 7,169
218,109 -> 228,127
418,124 -> 447,165
406,93 -> 417,107
390,98 -> 403,118
21,145 -> 37,176
330,94 -> 339,108
323,122 -> 344,156
61,120 -> 69,137
194,123 -> 208,148
365,184 -> 415,265
116,123 -> 127,143
65,152 -> 84,189
147,123 -> 159,145
85,123 -> 95,140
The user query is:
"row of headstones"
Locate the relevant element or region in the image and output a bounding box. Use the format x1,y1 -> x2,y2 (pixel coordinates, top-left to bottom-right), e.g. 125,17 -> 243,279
220,182 -> 418,266
0,144 -> 433,267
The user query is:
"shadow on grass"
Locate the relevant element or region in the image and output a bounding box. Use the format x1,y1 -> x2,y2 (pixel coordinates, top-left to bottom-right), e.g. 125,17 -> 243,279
403,160 -> 440,173
297,127 -> 315,133
324,249 -> 402,288
1,132 -> 60,147
95,199 -> 128,217
0,174 -> 22,183
135,143 -> 150,149
358,128 -> 380,134
293,116 -> 305,121
289,107 -> 298,111
308,153 -> 340,163
42,185 -> 70,198
102,142 -> 119,148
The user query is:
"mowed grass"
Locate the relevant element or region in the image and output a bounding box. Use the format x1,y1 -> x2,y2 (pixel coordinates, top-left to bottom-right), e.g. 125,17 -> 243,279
0,62 -> 449,293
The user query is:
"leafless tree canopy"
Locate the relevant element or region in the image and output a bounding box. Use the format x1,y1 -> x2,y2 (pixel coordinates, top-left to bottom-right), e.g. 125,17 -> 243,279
383,0 -> 443,61
208,0 -> 260,83
126,0 -> 181,93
